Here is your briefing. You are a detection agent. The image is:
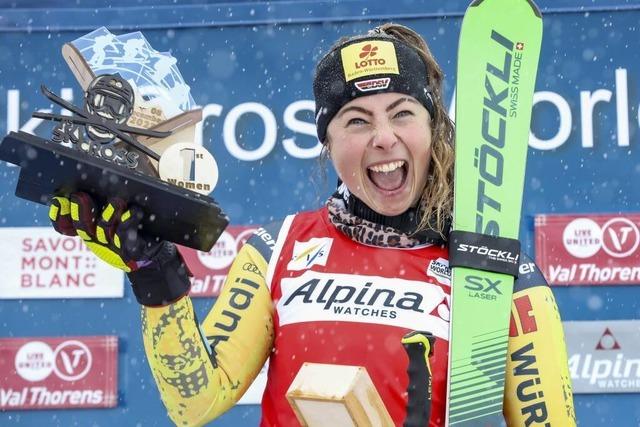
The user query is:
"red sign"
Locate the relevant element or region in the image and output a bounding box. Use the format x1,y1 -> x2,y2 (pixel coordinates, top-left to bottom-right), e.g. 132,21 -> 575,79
0,336 -> 118,410
535,213 -> 640,285
179,225 -> 257,297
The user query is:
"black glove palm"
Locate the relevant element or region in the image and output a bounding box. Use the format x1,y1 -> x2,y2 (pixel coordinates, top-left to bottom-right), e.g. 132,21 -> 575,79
49,192 -> 191,306
49,192 -> 162,273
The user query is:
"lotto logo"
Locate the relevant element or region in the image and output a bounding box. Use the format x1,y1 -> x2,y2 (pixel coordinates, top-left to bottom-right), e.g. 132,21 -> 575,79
359,43 -> 378,59
340,40 -> 399,82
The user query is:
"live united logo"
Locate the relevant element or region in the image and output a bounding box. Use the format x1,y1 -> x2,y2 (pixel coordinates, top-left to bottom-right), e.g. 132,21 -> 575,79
277,271 -> 450,340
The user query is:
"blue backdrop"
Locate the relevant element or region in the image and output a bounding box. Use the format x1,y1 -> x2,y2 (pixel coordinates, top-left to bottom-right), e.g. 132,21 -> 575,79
1,1 -> 639,425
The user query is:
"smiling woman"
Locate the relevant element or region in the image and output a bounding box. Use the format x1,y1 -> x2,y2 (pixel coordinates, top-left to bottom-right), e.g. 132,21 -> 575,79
315,24 -> 455,236
46,22 -> 575,427
327,94 -> 433,217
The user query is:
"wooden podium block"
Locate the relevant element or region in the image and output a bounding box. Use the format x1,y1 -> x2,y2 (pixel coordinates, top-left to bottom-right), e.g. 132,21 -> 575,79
286,363 -> 394,427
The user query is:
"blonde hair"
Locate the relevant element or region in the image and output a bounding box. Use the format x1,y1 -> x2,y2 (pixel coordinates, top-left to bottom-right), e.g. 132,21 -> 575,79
325,23 -> 455,236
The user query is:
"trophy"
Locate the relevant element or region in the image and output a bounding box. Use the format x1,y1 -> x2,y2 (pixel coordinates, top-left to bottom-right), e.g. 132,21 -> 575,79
286,332 -> 434,427
287,363 -> 394,427
0,28 -> 227,251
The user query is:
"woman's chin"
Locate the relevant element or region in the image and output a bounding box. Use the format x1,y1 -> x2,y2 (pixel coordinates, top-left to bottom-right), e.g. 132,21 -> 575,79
379,206 -> 411,217
362,181 -> 416,217
366,194 -> 414,217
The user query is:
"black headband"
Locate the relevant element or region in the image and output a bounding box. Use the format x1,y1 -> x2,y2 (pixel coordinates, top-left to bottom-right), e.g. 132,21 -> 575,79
313,34 -> 435,143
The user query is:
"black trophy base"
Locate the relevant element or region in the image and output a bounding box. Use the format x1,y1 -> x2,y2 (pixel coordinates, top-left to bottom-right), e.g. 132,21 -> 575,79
0,131 -> 228,252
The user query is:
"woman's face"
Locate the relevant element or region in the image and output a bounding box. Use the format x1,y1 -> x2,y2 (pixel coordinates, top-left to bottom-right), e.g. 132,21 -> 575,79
327,92 -> 432,216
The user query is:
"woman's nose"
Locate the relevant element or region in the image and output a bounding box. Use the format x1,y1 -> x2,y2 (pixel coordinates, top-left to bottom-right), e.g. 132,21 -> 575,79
371,123 -> 398,150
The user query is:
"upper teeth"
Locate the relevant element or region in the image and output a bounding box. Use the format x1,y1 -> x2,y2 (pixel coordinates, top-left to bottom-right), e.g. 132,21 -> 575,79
369,161 -> 405,173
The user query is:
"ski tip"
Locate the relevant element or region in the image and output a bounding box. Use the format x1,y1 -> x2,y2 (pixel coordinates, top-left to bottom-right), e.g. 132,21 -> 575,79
526,0 -> 543,18
468,0 -> 542,18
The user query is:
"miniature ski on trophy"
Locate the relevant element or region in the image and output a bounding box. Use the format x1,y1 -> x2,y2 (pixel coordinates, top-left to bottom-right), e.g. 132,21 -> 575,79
446,0 -> 542,426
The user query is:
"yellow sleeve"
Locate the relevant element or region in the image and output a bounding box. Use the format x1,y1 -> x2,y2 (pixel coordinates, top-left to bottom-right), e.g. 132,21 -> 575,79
141,242 -> 274,427
504,284 -> 576,426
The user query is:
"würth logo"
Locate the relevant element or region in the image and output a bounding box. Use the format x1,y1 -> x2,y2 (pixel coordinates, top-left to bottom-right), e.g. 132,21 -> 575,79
359,44 -> 378,59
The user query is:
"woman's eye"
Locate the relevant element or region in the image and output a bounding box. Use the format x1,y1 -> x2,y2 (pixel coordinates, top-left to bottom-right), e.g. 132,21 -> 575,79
394,110 -> 413,119
347,117 -> 367,126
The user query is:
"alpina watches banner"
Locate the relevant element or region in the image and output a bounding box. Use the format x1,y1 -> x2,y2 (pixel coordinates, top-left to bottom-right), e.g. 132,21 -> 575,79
564,320 -> 640,393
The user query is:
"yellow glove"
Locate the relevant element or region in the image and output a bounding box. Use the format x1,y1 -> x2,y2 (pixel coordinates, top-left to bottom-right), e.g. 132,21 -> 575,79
49,192 -> 161,272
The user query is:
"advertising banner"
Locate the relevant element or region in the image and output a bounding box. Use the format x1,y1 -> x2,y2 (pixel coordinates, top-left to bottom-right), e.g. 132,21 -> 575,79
1,3 -> 640,426
0,336 -> 118,410
0,227 -> 124,299
535,214 -> 640,285
180,225 -> 257,297
564,320 -> 640,393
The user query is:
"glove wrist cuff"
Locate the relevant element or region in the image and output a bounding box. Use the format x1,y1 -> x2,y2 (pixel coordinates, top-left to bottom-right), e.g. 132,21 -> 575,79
127,243 -> 191,306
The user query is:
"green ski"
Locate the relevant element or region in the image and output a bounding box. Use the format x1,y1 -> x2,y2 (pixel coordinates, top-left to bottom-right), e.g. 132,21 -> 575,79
446,0 -> 543,426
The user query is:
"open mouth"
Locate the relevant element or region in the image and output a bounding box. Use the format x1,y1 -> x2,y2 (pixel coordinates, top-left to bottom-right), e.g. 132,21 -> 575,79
367,160 -> 408,192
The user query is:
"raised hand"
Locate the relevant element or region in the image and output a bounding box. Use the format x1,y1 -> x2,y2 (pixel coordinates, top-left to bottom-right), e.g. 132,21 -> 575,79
49,192 -> 163,272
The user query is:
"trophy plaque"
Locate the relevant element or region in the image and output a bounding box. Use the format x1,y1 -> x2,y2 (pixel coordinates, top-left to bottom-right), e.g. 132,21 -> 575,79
286,363 -> 394,427
0,28 -> 227,251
